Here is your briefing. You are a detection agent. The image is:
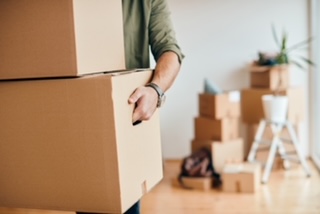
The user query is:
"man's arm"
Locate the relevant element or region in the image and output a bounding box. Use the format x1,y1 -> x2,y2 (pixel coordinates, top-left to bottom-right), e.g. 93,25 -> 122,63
128,51 -> 181,123
128,0 -> 184,123
150,51 -> 181,92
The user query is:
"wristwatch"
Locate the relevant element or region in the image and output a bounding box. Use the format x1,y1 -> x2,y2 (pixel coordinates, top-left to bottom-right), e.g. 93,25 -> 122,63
146,82 -> 166,107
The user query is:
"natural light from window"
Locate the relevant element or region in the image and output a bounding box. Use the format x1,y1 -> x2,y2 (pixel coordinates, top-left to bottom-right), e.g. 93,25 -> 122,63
311,0 -> 320,168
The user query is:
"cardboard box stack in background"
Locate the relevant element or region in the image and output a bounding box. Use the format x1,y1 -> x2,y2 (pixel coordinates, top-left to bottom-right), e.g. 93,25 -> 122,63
0,1 -> 163,214
182,81 -> 269,193
171,88 -> 244,191
193,90 -> 244,173
241,64 -> 304,162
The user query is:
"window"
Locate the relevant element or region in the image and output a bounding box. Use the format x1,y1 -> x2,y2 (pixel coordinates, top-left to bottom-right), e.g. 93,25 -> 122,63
310,0 -> 320,169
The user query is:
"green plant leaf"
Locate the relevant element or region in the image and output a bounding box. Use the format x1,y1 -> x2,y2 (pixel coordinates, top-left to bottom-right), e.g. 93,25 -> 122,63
287,37 -> 314,52
287,45 -> 309,53
290,59 -> 306,70
271,23 -> 281,48
281,30 -> 288,51
299,56 -> 316,67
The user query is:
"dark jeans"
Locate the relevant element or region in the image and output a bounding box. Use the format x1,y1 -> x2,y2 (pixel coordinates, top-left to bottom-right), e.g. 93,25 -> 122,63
124,201 -> 140,214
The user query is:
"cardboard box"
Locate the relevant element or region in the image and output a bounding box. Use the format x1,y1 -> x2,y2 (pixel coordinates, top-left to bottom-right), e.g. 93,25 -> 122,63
222,162 -> 261,193
199,91 -> 240,119
171,177 -> 213,191
191,139 -> 244,173
0,70 -> 163,213
194,117 -> 239,141
0,0 -> 125,80
250,64 -> 289,90
241,87 -> 304,124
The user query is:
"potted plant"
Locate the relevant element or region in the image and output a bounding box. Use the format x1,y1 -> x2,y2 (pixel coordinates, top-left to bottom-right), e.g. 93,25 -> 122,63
254,25 -> 315,123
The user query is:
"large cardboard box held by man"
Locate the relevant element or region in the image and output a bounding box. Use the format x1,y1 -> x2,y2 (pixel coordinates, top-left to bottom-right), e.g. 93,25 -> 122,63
0,70 -> 163,213
0,0 -> 125,80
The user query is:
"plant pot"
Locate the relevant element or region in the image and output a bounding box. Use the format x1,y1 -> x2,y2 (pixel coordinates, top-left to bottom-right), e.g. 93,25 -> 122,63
262,95 -> 289,123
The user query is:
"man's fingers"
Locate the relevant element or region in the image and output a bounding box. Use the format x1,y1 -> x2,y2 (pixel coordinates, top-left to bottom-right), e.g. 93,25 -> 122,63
129,86 -> 158,123
129,88 -> 143,122
128,96 -> 137,104
132,109 -> 141,123
132,99 -> 155,123
128,88 -> 142,104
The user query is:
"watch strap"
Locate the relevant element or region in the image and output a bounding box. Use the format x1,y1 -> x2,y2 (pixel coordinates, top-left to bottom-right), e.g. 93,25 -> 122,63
146,82 -> 164,96
145,82 -> 165,107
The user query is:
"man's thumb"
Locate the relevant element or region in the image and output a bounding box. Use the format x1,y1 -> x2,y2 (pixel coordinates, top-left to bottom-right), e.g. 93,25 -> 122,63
128,90 -> 140,104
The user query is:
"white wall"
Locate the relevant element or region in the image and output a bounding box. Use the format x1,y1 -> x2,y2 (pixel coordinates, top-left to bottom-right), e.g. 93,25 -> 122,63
157,0 -> 310,159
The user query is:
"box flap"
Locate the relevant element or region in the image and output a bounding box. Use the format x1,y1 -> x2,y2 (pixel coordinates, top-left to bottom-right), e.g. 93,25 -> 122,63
107,68 -> 154,76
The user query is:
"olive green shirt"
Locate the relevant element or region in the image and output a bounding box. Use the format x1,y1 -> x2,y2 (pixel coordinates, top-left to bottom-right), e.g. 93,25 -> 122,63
122,0 -> 184,69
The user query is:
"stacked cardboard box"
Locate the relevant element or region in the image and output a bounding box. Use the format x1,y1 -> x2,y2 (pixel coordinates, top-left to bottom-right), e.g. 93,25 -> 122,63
241,64 -> 304,161
0,0 -> 126,79
0,1 -> 163,214
222,162 -> 261,193
192,91 -> 244,173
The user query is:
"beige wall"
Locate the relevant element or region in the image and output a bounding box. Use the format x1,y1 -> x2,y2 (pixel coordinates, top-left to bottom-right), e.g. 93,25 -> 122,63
154,0 -> 310,159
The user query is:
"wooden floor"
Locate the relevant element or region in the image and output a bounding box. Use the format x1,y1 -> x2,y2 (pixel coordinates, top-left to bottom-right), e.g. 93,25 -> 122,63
0,160 -> 319,214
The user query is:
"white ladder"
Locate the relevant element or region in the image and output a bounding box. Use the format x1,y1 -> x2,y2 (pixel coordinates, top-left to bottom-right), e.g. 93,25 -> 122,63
247,119 -> 311,183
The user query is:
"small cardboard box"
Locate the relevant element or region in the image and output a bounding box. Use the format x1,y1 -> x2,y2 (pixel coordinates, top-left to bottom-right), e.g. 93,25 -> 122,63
241,87 -> 304,124
0,70 -> 162,214
0,0 -> 125,80
171,177 -> 213,191
191,138 -> 244,173
199,90 -> 240,119
222,162 -> 261,193
194,117 -> 239,141
250,64 -> 289,90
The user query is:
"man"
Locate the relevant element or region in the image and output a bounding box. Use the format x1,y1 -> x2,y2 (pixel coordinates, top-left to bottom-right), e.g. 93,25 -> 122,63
123,0 -> 184,123
123,0 -> 184,213
77,1 -> 182,214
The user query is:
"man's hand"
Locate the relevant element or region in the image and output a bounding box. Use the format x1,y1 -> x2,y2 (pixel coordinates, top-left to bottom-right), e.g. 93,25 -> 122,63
128,51 -> 181,124
128,86 -> 158,123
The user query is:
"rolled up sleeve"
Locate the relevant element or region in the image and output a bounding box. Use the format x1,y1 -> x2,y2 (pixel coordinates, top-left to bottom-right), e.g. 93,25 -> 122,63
149,0 -> 185,63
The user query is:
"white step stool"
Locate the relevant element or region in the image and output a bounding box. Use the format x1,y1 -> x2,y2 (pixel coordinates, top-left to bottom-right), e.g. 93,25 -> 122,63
247,119 -> 311,183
